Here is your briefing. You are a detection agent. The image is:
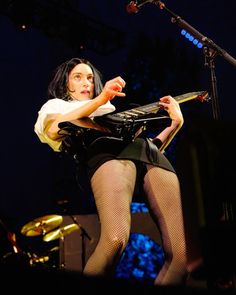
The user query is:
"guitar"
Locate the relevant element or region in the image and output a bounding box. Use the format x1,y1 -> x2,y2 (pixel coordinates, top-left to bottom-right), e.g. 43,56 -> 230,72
58,90 -> 209,150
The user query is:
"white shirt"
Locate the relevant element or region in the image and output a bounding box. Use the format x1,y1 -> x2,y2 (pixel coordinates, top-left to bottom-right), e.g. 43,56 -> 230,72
34,98 -> 116,152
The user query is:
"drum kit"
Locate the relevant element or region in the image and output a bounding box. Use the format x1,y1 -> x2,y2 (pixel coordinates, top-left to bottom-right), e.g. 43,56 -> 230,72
1,215 -> 80,269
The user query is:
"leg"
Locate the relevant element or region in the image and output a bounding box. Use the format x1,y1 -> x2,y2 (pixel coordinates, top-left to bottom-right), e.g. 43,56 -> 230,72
83,159 -> 136,277
143,165 -> 188,286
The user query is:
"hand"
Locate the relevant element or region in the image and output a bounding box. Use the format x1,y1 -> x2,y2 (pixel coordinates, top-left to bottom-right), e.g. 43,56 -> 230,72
159,95 -> 184,127
100,76 -> 126,103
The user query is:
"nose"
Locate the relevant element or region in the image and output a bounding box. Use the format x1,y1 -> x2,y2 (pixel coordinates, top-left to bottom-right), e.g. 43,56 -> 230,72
81,78 -> 89,87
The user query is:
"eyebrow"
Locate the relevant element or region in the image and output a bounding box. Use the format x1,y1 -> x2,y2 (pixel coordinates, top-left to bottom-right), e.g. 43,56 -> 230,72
72,72 -> 94,76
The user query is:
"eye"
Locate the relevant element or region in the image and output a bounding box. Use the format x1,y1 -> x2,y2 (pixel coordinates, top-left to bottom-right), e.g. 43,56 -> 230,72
74,74 -> 81,80
87,75 -> 94,83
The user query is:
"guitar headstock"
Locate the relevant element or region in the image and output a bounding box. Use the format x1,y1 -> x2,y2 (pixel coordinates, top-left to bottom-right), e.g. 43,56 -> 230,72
175,91 -> 210,104
196,91 -> 210,102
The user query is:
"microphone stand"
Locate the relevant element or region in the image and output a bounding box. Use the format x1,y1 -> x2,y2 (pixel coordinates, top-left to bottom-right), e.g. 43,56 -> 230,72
146,2 -> 236,289
151,1 -> 236,120
151,0 -> 235,226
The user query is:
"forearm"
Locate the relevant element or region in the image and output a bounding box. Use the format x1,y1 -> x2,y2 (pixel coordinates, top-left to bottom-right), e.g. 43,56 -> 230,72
155,120 -> 183,142
46,94 -> 107,140
152,120 -> 183,152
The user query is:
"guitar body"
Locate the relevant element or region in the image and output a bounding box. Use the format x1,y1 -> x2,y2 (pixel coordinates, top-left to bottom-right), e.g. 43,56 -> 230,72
93,112 -> 172,141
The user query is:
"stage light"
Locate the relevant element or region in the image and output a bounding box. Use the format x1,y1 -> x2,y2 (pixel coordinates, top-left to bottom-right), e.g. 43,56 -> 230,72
180,29 -> 203,49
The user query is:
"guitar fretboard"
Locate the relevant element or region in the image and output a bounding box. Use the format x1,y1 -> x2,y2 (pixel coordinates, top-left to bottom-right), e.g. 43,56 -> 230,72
105,91 -> 208,122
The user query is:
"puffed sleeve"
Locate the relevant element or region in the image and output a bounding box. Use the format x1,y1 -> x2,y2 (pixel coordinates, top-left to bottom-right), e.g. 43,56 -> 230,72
34,99 -> 65,152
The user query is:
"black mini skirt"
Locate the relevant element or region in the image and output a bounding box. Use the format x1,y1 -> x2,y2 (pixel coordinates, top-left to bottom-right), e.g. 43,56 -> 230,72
86,136 -> 175,180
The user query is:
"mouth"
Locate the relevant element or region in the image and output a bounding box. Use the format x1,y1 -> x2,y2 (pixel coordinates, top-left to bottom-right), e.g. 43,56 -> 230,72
80,90 -> 90,95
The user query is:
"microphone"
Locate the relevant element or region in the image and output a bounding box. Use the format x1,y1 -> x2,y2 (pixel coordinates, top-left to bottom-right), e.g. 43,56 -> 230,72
126,0 -> 154,14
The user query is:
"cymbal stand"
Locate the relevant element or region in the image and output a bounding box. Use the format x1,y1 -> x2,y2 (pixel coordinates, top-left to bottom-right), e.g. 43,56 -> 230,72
56,200 -> 92,270
69,215 -> 91,270
59,231 -> 65,269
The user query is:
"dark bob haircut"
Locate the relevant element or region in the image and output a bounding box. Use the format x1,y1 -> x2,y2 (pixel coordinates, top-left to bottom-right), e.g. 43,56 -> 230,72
47,58 -> 103,100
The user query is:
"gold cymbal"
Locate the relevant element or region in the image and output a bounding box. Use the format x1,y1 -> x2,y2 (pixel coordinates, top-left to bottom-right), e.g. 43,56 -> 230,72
43,223 -> 80,242
21,215 -> 63,237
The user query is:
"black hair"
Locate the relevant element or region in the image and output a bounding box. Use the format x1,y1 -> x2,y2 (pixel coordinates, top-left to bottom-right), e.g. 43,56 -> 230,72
47,58 -> 103,100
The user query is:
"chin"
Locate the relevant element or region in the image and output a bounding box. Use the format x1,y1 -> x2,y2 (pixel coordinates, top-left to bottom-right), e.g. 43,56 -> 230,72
78,96 -> 91,101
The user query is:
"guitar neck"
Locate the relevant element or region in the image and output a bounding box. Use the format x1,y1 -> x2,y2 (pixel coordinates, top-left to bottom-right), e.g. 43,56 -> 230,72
107,91 -> 209,122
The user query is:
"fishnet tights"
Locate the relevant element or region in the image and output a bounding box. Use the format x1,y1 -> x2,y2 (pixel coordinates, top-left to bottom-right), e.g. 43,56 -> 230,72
83,160 -> 135,277
83,160 -> 188,286
144,165 -> 188,286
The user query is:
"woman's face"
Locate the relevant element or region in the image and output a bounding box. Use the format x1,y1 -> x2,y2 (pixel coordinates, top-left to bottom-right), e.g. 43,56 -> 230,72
67,63 -> 95,101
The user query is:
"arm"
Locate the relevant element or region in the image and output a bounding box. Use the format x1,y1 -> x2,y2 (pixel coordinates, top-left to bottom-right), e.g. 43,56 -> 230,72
151,95 -> 184,152
46,76 -> 126,140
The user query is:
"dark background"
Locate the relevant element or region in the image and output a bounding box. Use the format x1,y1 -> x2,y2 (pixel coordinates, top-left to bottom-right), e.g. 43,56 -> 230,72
0,0 -> 235,233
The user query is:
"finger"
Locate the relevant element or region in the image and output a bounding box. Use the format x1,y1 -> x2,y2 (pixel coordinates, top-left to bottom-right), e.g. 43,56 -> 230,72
114,76 -> 126,88
109,88 -> 126,98
116,92 -> 126,97
113,82 -> 123,92
160,95 -> 171,102
159,102 -> 169,112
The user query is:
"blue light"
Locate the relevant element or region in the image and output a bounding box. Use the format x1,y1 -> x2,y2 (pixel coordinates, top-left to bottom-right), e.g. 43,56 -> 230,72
180,29 -> 203,49
131,202 -> 149,213
115,233 -> 165,283
185,32 -> 191,39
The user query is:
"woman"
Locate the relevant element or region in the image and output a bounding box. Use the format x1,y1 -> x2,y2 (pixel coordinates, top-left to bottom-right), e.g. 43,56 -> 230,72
34,57 -> 188,286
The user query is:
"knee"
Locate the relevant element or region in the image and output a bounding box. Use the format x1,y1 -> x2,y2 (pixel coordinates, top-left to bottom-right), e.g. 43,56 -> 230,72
107,231 -> 130,253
